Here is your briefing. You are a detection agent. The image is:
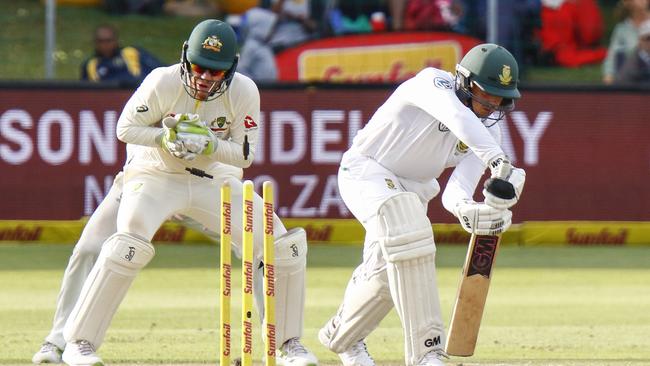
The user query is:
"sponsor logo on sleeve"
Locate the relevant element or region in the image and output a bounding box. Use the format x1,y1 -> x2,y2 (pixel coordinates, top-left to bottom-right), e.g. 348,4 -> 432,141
433,77 -> 452,89
243,115 -> 258,129
136,105 -> 149,113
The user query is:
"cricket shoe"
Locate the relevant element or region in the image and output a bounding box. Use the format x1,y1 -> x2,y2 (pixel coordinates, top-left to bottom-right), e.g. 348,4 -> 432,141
32,342 -> 63,364
337,340 -> 375,366
61,340 -> 103,366
277,337 -> 318,366
416,350 -> 448,366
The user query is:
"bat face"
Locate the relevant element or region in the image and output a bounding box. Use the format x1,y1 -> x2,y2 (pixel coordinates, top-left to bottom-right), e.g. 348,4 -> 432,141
445,234 -> 501,357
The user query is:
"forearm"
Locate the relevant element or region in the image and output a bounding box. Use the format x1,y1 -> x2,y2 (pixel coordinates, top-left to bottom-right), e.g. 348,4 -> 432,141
116,123 -> 163,147
213,139 -> 255,168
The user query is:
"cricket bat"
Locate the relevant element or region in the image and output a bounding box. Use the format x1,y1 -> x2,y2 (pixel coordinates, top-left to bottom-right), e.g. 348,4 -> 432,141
445,233 -> 502,356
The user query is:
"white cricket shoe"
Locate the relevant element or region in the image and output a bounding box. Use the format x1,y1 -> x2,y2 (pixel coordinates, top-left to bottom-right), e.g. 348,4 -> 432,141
277,337 -> 318,366
416,350 -> 448,366
338,340 -> 375,366
61,340 -> 103,366
32,342 -> 63,364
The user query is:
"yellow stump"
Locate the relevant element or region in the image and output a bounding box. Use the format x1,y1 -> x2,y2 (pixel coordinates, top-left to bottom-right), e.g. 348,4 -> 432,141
220,183 -> 232,366
263,182 -> 276,366
241,180 -> 254,366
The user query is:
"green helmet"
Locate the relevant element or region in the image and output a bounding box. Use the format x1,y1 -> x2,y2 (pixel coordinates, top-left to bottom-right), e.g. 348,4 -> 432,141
181,19 -> 239,100
455,44 -> 520,124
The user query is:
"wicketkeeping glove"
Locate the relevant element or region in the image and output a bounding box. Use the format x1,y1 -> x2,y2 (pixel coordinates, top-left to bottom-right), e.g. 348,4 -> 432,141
158,114 -> 198,160
175,118 -> 218,155
453,200 -> 512,235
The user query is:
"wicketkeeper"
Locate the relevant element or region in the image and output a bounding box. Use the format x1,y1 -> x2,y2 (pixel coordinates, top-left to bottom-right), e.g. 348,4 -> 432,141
38,19 -> 318,366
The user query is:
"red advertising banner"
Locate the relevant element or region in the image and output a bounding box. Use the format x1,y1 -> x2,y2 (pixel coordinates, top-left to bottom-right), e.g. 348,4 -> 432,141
0,86 -> 648,221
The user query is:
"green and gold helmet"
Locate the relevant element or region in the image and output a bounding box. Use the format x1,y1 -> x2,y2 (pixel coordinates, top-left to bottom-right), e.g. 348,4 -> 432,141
181,19 -> 239,101
455,44 -> 520,125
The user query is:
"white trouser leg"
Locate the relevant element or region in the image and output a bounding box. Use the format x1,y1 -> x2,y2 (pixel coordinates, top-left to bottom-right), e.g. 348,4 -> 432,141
318,254 -> 393,353
45,173 -> 123,349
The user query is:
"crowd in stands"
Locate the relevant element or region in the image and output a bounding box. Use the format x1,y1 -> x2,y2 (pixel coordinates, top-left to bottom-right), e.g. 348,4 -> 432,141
85,0 -> 650,86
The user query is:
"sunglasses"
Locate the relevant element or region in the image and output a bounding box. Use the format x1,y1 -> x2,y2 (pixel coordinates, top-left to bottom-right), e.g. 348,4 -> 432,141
190,63 -> 226,77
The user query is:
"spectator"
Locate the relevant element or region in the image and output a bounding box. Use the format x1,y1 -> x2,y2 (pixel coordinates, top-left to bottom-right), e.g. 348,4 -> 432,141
403,0 -> 464,32
538,0 -> 607,67
325,0 -> 388,35
81,24 -> 163,84
459,0 -> 541,66
615,19 -> 650,84
603,0 -> 650,84
267,0 -> 317,51
235,7 -> 280,82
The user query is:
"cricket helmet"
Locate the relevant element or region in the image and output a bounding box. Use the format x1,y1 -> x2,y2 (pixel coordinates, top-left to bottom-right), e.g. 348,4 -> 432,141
181,19 -> 239,100
455,43 -> 520,125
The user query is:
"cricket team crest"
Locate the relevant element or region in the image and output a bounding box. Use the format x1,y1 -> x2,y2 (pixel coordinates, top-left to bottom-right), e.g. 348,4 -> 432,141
210,116 -> 230,132
498,65 -> 512,86
385,178 -> 396,190
202,36 -> 223,52
455,140 -> 469,154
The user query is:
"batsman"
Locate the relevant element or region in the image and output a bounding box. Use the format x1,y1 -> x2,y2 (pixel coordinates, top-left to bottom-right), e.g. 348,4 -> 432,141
318,44 -> 526,366
56,19 -> 317,366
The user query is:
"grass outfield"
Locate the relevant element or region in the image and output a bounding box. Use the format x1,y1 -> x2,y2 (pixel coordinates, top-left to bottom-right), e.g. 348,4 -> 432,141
1,243 -> 649,365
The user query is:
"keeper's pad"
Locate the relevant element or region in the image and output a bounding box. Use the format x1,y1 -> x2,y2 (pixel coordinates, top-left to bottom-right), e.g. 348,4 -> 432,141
63,232 -> 155,348
377,193 -> 445,366
254,228 -> 307,345
318,269 -> 393,353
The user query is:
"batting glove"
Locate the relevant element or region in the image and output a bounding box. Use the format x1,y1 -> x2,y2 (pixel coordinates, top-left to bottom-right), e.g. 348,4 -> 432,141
453,200 -> 512,235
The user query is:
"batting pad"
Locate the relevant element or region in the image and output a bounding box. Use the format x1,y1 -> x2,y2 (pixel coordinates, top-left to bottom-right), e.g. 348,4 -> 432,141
63,232 -> 155,348
377,193 -> 445,365
255,228 -> 307,346
318,270 -> 393,353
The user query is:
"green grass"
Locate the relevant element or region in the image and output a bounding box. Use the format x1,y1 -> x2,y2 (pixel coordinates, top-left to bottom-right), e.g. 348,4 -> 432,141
1,243 -> 650,365
1,1 -> 610,82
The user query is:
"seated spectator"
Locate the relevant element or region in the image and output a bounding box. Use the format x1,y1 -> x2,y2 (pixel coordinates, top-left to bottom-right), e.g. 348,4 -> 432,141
603,0 -> 650,84
326,0 -> 388,35
234,7 -> 280,83
403,0 -> 464,32
81,24 -> 163,83
458,0 -> 541,66
615,19 -> 650,84
538,0 -> 607,68
267,0 -> 317,51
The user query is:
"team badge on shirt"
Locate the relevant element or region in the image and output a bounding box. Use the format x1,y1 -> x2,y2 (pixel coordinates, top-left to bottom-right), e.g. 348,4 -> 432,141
385,178 -> 396,190
209,116 -> 230,132
455,140 -> 469,155
433,77 -> 452,89
136,105 -> 149,113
